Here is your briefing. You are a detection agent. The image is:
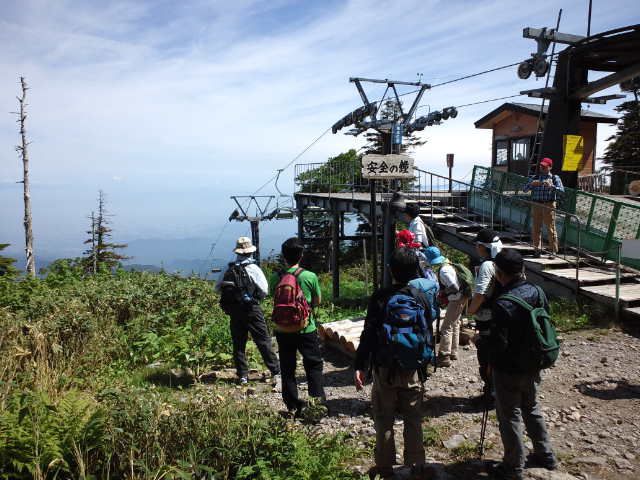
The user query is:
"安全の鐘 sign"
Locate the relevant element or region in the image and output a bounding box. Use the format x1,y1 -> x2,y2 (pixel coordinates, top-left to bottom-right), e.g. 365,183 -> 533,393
362,154 -> 414,179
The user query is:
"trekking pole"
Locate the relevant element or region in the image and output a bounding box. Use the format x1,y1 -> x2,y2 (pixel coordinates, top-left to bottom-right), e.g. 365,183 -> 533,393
478,401 -> 489,458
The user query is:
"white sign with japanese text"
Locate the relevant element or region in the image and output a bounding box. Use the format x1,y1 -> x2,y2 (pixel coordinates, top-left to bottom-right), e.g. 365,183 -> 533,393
361,154 -> 414,179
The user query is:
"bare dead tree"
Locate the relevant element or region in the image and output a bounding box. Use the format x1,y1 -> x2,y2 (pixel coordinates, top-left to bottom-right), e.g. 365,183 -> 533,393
15,77 -> 35,277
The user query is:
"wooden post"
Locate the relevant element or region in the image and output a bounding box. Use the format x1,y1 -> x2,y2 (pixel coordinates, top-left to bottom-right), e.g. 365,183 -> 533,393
17,77 -> 35,277
370,180 -> 378,290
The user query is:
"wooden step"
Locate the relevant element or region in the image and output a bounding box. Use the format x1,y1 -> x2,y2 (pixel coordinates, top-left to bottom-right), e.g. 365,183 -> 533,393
580,282 -> 640,307
524,256 -> 583,271
543,267 -> 635,286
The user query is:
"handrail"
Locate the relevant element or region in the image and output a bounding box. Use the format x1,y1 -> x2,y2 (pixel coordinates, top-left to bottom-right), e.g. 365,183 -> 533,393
413,166 -> 584,287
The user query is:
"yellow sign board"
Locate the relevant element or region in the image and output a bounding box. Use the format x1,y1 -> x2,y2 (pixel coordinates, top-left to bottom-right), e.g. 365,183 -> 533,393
562,134 -> 584,172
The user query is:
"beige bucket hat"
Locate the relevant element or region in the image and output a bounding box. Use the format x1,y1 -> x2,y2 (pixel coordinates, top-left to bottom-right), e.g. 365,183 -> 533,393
234,236 -> 257,255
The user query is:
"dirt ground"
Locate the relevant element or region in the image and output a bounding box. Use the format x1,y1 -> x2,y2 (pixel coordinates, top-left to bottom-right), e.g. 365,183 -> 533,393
246,327 -> 640,480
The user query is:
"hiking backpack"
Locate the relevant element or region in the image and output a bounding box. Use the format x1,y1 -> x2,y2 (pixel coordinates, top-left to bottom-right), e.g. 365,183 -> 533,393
498,285 -> 560,370
450,262 -> 475,297
271,268 -> 311,333
218,262 -> 257,314
378,286 -> 435,372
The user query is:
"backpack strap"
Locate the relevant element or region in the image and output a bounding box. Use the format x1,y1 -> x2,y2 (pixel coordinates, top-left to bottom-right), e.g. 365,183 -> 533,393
498,294 -> 534,312
293,267 -> 304,278
499,286 -> 545,312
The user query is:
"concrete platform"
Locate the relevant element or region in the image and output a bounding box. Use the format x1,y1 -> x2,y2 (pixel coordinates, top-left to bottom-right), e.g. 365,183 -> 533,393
580,282 -> 640,307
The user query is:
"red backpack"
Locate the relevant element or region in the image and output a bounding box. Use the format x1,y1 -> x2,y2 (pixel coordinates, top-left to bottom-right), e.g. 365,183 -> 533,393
272,268 -> 310,333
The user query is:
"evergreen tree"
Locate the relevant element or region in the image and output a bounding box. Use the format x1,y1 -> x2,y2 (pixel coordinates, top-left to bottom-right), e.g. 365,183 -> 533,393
296,149 -> 366,193
83,191 -> 129,272
361,100 -> 426,155
0,243 -> 17,276
602,95 -> 640,195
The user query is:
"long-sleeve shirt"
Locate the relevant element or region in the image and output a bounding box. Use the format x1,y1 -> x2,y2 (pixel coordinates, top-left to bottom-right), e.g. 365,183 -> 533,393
216,255 -> 268,299
489,279 -> 548,373
408,216 -> 429,248
523,173 -> 565,202
438,263 -> 462,301
354,284 -> 432,371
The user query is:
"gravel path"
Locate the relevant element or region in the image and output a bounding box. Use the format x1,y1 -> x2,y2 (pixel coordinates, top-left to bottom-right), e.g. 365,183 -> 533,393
251,327 -> 640,479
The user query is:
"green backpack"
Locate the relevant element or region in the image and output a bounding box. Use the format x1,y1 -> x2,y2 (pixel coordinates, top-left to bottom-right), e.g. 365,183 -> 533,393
450,262 -> 474,297
499,285 -> 560,370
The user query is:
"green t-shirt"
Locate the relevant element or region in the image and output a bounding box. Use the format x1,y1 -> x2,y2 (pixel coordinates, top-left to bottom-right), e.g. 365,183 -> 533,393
270,267 -> 321,334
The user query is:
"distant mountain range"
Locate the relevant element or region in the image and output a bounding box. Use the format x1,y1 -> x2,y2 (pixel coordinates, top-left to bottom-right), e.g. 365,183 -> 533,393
3,226 -> 296,279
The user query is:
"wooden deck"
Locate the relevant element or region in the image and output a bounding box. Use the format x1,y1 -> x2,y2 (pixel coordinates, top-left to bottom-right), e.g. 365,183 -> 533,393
580,282 -> 640,307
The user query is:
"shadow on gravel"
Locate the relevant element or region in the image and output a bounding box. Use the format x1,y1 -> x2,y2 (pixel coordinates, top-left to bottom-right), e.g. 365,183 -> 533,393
576,378 -> 640,400
325,397 -> 370,417
422,395 -> 488,417
443,459 -> 491,479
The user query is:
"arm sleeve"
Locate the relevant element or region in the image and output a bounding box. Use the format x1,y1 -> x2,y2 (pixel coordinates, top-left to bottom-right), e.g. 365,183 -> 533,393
354,293 -> 382,371
414,219 -> 428,247
307,272 -> 321,304
489,301 -> 510,360
246,265 -> 268,298
522,177 -> 534,193
553,175 -> 565,193
474,262 -> 494,295
439,266 -> 461,299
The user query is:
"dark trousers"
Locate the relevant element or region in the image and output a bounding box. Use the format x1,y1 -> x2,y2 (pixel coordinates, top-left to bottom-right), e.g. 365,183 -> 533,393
476,336 -> 493,396
276,331 -> 325,411
229,305 -> 280,378
493,369 -> 554,474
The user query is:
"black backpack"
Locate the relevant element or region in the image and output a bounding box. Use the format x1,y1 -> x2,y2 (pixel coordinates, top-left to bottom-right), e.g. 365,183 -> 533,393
219,262 -> 256,314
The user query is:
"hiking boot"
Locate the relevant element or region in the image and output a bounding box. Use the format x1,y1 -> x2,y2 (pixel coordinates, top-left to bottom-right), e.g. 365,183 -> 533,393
368,466 -> 394,479
450,353 -> 458,361
489,463 -> 523,480
525,453 -> 558,470
437,354 -> 452,367
271,374 -> 282,392
533,251 -> 542,258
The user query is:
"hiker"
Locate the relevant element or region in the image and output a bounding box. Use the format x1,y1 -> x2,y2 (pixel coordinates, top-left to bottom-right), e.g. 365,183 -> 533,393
217,237 -> 280,385
488,248 -> 558,480
397,229 -> 440,321
271,237 -> 326,417
354,247 -> 434,479
402,203 -> 429,249
426,246 -> 472,367
523,157 -> 565,256
467,229 -> 503,405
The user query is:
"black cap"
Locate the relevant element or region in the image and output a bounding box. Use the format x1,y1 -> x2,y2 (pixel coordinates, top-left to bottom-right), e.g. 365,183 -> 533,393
494,248 -> 523,275
404,203 -> 420,218
475,229 -> 499,244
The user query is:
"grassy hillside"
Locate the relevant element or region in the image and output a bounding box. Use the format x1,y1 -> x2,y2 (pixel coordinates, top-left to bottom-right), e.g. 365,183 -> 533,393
0,261 -> 364,479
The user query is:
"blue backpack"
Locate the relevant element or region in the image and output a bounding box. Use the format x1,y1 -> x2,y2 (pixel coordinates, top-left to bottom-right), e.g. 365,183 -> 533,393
379,286 -> 435,372
409,277 -> 440,321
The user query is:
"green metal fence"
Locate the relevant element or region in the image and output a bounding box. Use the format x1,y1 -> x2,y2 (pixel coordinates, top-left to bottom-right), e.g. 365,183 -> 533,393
471,166 -> 640,268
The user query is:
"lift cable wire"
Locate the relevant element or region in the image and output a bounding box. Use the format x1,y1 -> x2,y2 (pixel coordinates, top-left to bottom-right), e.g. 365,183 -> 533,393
209,126 -> 332,260
211,58 -> 552,259
251,126 -> 333,196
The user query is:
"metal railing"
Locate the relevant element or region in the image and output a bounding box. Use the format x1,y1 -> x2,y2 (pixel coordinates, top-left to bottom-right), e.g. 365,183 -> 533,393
414,166 -> 584,287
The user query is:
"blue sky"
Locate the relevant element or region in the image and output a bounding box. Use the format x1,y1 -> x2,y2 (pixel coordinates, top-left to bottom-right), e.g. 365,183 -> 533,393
1,0 -> 638,264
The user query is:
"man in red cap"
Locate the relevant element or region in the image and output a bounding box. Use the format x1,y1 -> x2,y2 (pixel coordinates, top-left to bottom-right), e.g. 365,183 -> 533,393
523,158 -> 564,256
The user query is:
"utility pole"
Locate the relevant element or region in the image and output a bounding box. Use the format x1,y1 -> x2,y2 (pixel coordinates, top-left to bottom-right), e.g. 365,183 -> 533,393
16,77 -> 35,277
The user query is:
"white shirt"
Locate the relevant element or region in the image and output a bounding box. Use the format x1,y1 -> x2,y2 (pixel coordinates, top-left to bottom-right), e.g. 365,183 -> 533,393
217,255 -> 268,299
408,216 -> 429,248
438,263 -> 462,301
474,260 -> 496,323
